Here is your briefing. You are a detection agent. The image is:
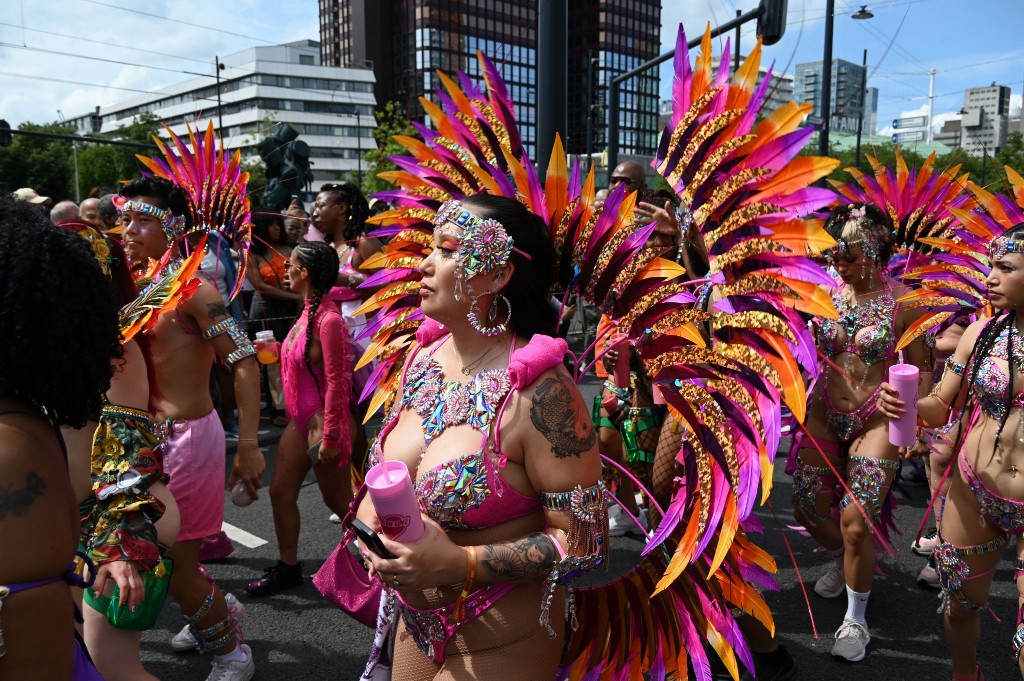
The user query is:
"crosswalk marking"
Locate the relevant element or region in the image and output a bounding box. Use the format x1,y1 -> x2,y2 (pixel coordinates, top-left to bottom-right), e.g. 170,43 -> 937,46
222,521 -> 268,548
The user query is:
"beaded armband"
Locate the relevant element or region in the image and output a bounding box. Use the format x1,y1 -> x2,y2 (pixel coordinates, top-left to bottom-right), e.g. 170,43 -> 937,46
945,357 -> 966,376
202,317 -> 256,368
538,483 -> 609,637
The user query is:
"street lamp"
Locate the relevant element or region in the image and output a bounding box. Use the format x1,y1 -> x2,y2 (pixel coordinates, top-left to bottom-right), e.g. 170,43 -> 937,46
819,3 -> 873,156
854,48 -> 868,169
215,57 -> 226,139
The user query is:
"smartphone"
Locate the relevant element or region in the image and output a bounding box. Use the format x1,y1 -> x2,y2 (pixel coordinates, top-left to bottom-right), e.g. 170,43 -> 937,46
307,440 -> 322,466
351,518 -> 395,559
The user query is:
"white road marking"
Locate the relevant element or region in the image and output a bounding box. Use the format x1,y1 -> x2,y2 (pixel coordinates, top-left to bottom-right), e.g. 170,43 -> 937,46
222,522 -> 267,548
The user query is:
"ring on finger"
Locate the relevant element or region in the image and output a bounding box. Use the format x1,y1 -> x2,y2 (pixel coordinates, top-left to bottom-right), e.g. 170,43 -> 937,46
392,574 -> 400,588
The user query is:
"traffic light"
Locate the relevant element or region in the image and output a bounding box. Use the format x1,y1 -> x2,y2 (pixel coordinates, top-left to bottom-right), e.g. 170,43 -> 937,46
256,123 -> 311,211
757,0 -> 788,46
0,119 -> 11,148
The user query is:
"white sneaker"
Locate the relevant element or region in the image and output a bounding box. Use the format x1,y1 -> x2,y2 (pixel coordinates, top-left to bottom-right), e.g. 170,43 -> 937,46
831,619 -> 870,662
814,568 -> 846,599
206,643 -> 255,681
171,593 -> 244,652
329,513 -> 342,524
917,563 -> 941,589
911,527 -> 940,556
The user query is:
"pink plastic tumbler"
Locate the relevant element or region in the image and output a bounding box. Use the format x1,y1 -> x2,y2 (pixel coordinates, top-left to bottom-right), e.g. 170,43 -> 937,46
888,364 -> 920,447
365,460 -> 424,542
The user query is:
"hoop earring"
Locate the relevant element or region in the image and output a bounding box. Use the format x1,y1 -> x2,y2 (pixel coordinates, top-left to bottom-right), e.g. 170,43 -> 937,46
468,294 -> 510,337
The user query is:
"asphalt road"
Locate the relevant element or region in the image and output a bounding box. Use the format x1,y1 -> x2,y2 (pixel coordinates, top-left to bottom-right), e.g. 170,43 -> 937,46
138,390 -> 1020,680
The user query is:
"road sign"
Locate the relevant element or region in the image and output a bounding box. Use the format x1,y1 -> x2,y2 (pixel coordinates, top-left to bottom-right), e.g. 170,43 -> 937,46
892,116 -> 928,130
892,131 -> 925,144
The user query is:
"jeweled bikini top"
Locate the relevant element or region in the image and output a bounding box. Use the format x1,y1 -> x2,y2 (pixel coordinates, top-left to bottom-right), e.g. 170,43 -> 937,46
972,324 -> 1024,421
819,289 -> 897,367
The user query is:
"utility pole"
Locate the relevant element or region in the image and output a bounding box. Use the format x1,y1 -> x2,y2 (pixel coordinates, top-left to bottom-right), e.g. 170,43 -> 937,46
927,68 -> 936,143
356,111 -> 363,188
215,56 -> 225,139
981,142 -> 988,186
818,0 -> 835,156
537,0 -> 568,179
855,48 -> 868,169
733,9 -> 742,76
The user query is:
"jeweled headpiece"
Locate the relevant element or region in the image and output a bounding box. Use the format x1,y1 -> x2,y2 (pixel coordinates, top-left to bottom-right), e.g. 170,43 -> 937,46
117,198 -> 187,241
989,234 -> 1024,261
433,200 -> 528,277
829,203 -> 891,261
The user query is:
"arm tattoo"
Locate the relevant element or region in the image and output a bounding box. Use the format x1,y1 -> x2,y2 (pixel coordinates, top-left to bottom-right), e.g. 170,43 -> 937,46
0,472 -> 46,520
207,302 -> 229,321
530,373 -> 597,458
477,532 -> 557,582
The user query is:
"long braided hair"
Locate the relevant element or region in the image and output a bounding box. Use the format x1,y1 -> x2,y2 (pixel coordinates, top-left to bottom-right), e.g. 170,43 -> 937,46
961,222 -> 1024,458
292,241 -> 341,398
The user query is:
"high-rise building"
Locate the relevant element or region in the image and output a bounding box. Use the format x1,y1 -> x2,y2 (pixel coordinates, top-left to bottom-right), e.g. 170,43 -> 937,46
320,0 -> 662,159
66,41 -> 376,183
793,59 -> 877,136
961,84 -> 1012,156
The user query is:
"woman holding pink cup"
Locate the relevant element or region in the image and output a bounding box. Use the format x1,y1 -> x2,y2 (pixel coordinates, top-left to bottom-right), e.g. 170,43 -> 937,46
789,203 -> 932,663
879,222 -> 1024,681
352,195 -> 608,679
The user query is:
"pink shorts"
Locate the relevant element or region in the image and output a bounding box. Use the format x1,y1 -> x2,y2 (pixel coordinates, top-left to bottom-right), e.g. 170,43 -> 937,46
163,410 -> 226,542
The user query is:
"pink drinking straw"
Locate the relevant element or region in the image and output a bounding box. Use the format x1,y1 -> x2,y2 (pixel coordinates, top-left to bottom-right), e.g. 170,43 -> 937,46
383,459 -> 393,484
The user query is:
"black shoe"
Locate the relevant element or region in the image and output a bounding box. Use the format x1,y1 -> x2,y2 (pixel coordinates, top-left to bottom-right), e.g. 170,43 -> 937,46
246,560 -> 303,597
754,645 -> 798,681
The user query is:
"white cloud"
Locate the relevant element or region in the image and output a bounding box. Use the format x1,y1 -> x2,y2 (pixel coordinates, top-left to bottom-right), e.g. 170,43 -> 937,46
0,0 -> 318,127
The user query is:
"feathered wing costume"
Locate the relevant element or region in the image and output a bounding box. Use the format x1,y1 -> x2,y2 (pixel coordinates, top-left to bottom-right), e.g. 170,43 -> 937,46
893,165 -> 1024,349
824,148 -> 978,349
357,25 -> 838,680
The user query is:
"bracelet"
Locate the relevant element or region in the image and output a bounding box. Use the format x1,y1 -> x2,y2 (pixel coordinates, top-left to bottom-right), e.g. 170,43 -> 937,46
1013,626 -> 1024,661
237,438 -> 258,442
452,546 -> 477,624
945,356 -> 966,376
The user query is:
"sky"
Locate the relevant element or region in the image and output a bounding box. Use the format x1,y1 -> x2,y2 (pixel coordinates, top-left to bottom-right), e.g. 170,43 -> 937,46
2,0 -> 1023,138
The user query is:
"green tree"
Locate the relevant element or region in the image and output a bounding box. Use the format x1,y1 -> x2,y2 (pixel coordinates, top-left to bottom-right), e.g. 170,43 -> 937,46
995,131 -> 1024,181
77,112 -> 161,194
353,100 -> 419,197
0,121 -> 76,200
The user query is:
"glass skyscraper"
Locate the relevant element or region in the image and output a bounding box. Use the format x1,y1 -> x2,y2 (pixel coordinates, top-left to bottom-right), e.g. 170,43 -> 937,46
320,0 -> 661,159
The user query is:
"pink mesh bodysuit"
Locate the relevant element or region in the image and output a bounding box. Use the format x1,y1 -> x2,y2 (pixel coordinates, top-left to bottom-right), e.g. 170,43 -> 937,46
370,319 -> 569,663
281,297 -> 352,461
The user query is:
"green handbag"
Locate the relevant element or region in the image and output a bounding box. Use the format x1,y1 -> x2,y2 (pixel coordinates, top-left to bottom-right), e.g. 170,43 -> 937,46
83,557 -> 174,631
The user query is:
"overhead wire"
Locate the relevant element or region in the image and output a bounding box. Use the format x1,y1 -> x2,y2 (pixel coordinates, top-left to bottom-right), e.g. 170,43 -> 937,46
79,0 -> 275,44
0,20 -> 212,65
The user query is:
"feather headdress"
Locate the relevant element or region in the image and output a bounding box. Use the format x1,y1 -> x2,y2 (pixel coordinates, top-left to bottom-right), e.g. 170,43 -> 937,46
135,121 -> 253,300
357,24 -> 838,680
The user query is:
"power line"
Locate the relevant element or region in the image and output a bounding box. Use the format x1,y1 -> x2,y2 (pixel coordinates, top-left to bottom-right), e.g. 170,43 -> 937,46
0,69 -> 166,96
78,0 -> 275,44
0,20 -> 211,65
0,41 -> 211,78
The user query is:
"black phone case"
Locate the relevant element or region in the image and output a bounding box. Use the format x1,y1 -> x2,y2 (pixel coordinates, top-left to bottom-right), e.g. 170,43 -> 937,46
351,518 -> 395,559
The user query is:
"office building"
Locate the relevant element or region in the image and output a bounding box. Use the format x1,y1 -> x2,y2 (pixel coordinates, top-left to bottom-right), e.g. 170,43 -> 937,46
320,0 -> 662,159
67,41 -> 376,183
794,58 -> 878,136
960,84 -> 1012,156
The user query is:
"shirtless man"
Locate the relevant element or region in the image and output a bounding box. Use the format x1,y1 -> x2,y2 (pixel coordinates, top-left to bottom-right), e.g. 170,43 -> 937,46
120,177 -> 264,681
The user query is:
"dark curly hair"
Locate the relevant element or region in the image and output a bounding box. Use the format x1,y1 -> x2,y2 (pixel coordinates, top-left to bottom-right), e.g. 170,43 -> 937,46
120,177 -> 191,229
0,194 -> 122,427
250,212 -> 288,257
292,241 -> 341,397
823,202 -> 895,263
320,182 -> 369,242
460,194 -> 558,339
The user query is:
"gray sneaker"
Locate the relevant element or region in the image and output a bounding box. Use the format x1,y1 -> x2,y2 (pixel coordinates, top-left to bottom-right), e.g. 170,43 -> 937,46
813,567 -> 846,599
831,619 -> 870,662
170,592 -> 244,652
